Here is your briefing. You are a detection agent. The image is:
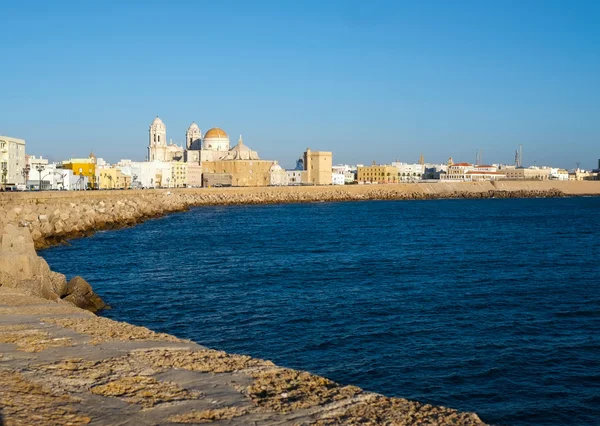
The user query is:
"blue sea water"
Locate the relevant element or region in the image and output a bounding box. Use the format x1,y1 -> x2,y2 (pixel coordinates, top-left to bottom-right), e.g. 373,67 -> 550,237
40,198 -> 600,425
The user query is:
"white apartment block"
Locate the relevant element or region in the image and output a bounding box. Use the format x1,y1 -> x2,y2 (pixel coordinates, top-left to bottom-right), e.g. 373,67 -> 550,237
392,162 -> 425,181
0,135 -> 26,186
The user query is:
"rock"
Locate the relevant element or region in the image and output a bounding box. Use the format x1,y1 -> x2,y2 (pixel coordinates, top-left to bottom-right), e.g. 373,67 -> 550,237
62,276 -> 107,313
0,224 -> 67,303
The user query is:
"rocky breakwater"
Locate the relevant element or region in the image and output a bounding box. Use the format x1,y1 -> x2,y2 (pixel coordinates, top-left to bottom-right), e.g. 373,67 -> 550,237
0,224 -> 106,313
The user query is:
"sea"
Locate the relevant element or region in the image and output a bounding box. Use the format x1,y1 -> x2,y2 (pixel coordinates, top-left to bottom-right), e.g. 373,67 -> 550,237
40,197 -> 600,426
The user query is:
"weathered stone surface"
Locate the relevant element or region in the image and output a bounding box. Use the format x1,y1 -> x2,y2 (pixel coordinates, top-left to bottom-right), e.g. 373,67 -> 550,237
245,368 -> 362,413
0,370 -> 92,426
41,316 -> 183,344
90,376 -> 203,408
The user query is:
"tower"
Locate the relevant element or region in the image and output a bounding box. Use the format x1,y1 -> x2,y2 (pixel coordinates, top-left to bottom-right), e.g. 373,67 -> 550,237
186,122 -> 202,150
148,117 -> 167,161
514,144 -> 523,168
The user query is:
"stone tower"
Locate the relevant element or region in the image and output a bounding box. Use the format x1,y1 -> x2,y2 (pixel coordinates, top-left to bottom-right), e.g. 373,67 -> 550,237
186,122 -> 202,150
148,116 -> 167,161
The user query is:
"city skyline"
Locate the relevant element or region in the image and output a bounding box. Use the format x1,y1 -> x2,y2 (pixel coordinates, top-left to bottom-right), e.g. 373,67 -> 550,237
1,1 -> 599,169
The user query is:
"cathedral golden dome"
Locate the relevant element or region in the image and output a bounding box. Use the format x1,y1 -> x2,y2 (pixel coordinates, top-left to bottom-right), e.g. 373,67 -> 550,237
204,128 -> 228,139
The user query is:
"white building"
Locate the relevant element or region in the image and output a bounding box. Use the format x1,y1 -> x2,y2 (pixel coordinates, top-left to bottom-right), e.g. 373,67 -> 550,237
270,162 -> 289,186
332,172 -> 345,185
287,170 -> 304,185
549,168 -> 569,180
118,160 -> 173,188
392,162 -> 425,181
423,163 -> 448,179
26,163 -> 88,190
442,163 -> 505,181
0,135 -> 26,187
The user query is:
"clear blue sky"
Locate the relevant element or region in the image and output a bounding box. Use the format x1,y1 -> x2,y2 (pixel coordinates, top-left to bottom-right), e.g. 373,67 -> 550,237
1,0 -> 598,169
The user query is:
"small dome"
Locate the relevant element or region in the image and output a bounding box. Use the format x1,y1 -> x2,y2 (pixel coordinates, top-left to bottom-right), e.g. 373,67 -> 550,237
270,163 -> 282,172
223,136 -> 260,160
204,127 -> 228,139
188,122 -> 200,131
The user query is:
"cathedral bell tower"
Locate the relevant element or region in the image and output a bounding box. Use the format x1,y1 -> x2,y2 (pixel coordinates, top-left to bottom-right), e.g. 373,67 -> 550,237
148,116 -> 167,161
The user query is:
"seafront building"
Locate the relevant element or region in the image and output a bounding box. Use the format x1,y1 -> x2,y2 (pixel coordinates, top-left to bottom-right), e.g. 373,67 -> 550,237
58,155 -> 98,189
332,165 -> 355,184
357,164 -> 400,184
0,135 -> 26,187
96,165 -> 131,190
391,162 -> 425,181
498,165 -> 551,180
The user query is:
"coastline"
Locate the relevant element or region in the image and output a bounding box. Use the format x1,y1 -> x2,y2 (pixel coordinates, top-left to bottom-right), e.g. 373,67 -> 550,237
3,181 -> 600,250
2,181 -> 600,424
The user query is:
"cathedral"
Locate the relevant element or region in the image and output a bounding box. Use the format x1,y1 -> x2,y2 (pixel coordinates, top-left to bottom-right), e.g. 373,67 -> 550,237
148,117 -> 259,164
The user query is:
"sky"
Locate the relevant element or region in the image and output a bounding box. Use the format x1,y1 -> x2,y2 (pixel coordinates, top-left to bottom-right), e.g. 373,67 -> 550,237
1,0 -> 599,169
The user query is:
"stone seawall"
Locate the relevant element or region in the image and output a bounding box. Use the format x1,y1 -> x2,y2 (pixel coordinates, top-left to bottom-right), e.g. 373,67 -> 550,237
2,181 -> 599,250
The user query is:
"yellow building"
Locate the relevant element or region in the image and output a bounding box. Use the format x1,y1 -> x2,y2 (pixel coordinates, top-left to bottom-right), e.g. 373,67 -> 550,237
98,167 -> 130,189
202,160 -> 275,187
304,148 -> 332,185
357,164 -> 399,184
168,161 -> 188,188
59,157 -> 97,189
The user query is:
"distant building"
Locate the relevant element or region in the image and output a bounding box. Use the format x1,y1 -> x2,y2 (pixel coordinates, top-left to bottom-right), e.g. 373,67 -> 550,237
357,164 -> 399,184
186,163 -> 202,187
442,162 -> 473,180
499,166 -> 551,180
442,163 -> 505,181
97,166 -> 131,189
58,153 -> 97,189
570,169 -> 596,181
332,172 -> 345,185
391,162 -> 425,181
270,162 -> 289,186
423,163 -> 448,179
332,164 -> 356,184
169,161 -> 188,188
550,168 -> 569,180
286,170 -> 305,185
0,135 -> 26,187
202,137 -> 275,187
466,165 -> 505,181
303,148 -> 332,185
